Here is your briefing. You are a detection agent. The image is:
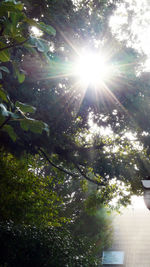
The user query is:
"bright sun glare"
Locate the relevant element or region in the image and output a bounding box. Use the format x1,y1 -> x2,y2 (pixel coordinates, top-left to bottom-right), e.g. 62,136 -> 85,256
74,51 -> 111,86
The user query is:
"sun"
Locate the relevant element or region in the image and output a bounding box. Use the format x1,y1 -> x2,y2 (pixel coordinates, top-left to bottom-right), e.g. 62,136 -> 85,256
74,51 -> 111,86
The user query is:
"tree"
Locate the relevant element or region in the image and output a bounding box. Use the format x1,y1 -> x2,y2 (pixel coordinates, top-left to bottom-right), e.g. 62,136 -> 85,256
0,150 -> 67,226
0,0 -> 145,203
2,0 -> 150,265
0,150 -> 113,266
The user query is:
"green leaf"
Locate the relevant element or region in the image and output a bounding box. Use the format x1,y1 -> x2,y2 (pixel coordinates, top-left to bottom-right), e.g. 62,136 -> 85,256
15,101 -> 36,113
0,41 -> 10,62
0,71 -> 2,79
20,119 -> 29,131
20,118 -> 49,135
25,18 -> 37,27
13,62 -> 25,83
2,125 -> 17,142
0,50 -> 10,62
0,88 -> 9,103
0,66 -> 10,73
29,120 -> 44,134
35,39 -> 45,52
29,37 -> 49,53
39,22 -> 56,36
17,72 -> 25,83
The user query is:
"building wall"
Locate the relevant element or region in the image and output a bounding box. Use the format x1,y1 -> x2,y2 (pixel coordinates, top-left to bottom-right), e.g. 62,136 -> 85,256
108,207 -> 150,267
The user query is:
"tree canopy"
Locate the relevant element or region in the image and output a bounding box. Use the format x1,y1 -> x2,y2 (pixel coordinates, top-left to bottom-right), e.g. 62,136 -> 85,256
0,0 -> 147,201
1,0 -> 150,265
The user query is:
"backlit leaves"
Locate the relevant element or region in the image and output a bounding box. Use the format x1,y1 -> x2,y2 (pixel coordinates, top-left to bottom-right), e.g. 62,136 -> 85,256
20,118 -> 49,135
0,45 -> 10,62
15,101 -> 36,114
39,22 -> 56,36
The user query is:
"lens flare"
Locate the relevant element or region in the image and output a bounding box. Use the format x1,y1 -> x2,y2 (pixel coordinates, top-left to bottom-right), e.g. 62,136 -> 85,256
74,51 -> 112,86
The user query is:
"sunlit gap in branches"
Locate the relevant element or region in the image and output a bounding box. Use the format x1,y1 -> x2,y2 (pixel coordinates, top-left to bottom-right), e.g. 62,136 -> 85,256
29,26 -> 135,121
49,8 -> 150,210
70,47 -> 133,120
73,50 -> 113,87
30,26 -> 43,37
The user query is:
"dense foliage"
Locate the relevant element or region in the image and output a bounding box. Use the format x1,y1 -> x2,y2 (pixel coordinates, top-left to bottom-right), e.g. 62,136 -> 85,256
0,151 -> 67,226
0,149 -> 113,265
0,222 -> 108,267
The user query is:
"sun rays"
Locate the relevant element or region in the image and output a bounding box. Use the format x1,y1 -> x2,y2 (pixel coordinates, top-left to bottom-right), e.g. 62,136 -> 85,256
73,51 -> 112,86
28,26 -> 135,119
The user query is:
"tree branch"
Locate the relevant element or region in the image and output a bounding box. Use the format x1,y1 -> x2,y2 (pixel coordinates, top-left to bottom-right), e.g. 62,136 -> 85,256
74,163 -> 105,186
39,148 -> 105,186
38,148 -> 78,177
0,38 -> 29,52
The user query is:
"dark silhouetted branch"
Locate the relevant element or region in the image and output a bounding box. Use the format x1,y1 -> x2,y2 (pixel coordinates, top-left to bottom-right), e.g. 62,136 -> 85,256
39,148 -> 105,186
38,148 -> 78,177
0,116 -> 11,130
74,163 -> 105,186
